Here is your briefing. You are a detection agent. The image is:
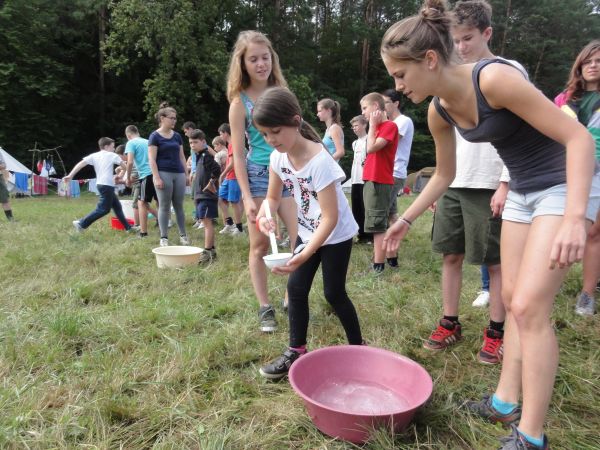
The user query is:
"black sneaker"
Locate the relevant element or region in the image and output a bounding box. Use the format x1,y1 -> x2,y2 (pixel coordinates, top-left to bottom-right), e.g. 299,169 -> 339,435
259,349 -> 303,380
499,424 -> 549,449
258,305 -> 277,332
464,394 -> 521,427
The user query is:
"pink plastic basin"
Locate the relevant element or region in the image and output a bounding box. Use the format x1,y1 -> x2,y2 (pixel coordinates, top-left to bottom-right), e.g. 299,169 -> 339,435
288,345 -> 432,444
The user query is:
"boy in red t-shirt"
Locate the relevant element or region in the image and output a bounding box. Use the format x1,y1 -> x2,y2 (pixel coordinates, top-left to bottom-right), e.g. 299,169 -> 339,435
217,123 -> 244,235
360,92 -> 399,273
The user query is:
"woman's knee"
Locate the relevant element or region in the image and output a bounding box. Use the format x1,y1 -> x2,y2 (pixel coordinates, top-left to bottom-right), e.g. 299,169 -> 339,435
510,296 -> 548,329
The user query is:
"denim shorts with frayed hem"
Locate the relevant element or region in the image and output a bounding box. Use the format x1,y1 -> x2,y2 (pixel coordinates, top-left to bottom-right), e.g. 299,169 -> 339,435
247,160 -> 291,199
503,174 -> 600,224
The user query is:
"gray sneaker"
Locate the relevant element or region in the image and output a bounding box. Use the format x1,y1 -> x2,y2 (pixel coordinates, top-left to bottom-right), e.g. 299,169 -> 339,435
198,248 -> 216,263
258,305 -> 278,332
575,291 -> 596,316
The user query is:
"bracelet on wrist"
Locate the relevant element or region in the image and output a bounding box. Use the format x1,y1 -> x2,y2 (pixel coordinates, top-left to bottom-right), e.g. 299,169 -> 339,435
399,216 -> 412,227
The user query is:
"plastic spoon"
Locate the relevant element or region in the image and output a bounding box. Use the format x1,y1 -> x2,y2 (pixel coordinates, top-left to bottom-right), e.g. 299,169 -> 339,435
263,200 -> 278,255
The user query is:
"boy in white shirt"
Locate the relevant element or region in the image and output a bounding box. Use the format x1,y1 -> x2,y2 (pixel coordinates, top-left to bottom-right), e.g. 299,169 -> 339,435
349,115 -> 371,244
64,137 -> 133,232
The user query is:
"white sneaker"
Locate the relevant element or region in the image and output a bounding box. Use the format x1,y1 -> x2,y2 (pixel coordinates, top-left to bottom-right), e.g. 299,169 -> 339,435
472,290 -> 490,307
219,224 -> 235,234
72,220 -> 83,232
180,235 -> 191,245
230,227 -> 244,236
160,238 -> 169,247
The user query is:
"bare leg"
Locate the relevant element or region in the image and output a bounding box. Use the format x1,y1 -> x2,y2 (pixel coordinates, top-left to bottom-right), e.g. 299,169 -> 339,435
496,217 -> 575,438
441,253 -> 464,316
203,218 -> 215,249
581,211 -> 600,294
487,263 -> 505,323
218,198 -> 230,226
138,200 -> 148,233
246,195 -> 271,307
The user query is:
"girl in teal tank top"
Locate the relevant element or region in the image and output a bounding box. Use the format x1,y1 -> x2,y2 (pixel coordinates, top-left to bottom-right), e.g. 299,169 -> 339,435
240,92 -> 273,166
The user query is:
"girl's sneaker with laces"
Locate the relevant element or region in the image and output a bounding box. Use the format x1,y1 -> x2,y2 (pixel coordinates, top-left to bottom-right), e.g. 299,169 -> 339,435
499,425 -> 548,450
464,394 -> 521,426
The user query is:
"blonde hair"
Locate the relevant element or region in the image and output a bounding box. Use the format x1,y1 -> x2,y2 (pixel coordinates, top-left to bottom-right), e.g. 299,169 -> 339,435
317,98 -> 342,126
381,0 -> 454,64
361,93 -> 385,111
212,136 -> 227,147
226,31 -> 287,103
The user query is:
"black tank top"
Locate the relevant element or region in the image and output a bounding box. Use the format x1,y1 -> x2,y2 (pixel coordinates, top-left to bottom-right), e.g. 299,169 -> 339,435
433,58 -> 566,194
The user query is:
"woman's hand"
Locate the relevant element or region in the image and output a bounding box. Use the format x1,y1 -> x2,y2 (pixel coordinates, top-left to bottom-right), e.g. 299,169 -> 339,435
549,216 -> 588,269
154,176 -> 164,190
382,219 -> 411,253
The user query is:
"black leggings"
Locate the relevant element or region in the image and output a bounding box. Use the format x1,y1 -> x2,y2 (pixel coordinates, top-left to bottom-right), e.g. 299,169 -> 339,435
287,238 -> 363,347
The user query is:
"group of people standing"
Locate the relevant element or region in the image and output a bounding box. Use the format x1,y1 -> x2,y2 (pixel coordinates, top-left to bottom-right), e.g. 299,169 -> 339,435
55,0 -> 600,447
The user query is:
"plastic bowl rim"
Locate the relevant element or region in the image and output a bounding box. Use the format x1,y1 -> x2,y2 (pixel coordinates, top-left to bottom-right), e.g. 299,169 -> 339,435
288,345 -> 433,417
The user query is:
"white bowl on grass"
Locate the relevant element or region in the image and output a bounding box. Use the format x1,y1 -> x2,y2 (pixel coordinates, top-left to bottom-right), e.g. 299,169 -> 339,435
152,246 -> 203,268
263,252 -> 293,269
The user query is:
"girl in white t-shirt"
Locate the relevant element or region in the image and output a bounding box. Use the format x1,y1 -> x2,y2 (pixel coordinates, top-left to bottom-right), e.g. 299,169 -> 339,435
253,87 -> 364,380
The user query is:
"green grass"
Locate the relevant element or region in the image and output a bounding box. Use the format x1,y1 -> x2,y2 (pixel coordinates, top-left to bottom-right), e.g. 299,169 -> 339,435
0,194 -> 599,449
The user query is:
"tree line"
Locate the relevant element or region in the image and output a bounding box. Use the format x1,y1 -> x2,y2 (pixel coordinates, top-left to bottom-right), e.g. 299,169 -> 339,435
1,0 -> 599,177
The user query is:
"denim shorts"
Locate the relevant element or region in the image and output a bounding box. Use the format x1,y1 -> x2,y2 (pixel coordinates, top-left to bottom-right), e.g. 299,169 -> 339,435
503,174 -> 600,223
218,178 -> 241,203
247,159 -> 291,199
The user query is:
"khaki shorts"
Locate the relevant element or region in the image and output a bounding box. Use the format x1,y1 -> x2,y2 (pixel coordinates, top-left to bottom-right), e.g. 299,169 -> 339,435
431,188 -> 501,265
0,174 -> 9,204
363,181 -> 393,233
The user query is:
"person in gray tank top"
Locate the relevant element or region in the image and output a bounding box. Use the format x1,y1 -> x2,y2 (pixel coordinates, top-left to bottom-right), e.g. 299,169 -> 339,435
379,1 -> 600,449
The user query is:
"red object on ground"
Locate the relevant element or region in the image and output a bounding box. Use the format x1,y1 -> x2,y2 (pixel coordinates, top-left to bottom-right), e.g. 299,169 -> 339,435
288,345 -> 433,444
110,216 -> 134,230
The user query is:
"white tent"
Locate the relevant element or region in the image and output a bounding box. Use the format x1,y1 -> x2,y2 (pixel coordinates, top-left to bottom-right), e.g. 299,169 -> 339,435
0,147 -> 31,175
1,147 -> 32,194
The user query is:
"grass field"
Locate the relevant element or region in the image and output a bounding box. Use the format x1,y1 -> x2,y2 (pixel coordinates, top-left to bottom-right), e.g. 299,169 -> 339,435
1,193 -> 599,449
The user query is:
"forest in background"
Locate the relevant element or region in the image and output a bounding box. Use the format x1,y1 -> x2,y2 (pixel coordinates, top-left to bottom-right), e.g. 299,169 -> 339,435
1,0 -> 599,177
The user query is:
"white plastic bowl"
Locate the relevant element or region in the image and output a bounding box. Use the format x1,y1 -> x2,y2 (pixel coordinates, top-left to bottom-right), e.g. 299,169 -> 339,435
263,252 -> 293,269
152,246 -> 203,268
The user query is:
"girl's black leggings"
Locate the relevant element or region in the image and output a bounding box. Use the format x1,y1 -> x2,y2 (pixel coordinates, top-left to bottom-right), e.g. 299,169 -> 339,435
287,237 -> 363,347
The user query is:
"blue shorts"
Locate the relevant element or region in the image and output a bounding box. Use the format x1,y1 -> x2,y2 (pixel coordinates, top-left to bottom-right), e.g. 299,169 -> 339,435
247,159 -> 291,199
503,174 -> 600,224
195,199 -> 218,219
218,178 -> 241,203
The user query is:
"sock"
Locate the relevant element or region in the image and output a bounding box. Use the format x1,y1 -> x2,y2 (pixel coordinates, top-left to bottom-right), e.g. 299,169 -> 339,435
386,257 -> 398,267
492,394 -> 518,415
226,217 -> 233,226
443,315 -> 459,324
517,428 -> 545,447
372,262 -> 384,272
4,209 -> 13,220
236,223 -> 243,232
489,320 -> 505,333
289,345 -> 307,354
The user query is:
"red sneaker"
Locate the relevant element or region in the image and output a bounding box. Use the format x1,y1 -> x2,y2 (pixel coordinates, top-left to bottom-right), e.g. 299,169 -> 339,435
423,319 -> 462,350
478,328 -> 504,365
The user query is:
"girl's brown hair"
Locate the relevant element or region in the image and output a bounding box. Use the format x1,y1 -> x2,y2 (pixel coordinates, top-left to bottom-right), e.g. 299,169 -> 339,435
155,102 -> 177,125
318,98 -> 343,126
253,87 -> 322,144
564,40 -> 600,102
226,31 -> 287,103
381,0 -> 454,64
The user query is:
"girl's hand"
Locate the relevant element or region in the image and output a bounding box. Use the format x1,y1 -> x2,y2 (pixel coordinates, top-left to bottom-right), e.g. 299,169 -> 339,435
382,219 -> 410,253
256,216 -> 276,235
549,217 -> 588,269
154,176 -> 164,189
244,198 -> 258,223
272,253 -> 304,275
